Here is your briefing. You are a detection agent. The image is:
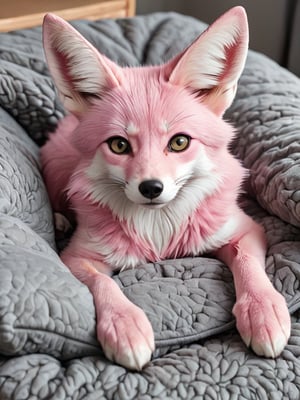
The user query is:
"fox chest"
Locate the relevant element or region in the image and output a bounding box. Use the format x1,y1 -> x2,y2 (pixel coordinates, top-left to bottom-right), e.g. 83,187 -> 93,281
82,205 -> 236,270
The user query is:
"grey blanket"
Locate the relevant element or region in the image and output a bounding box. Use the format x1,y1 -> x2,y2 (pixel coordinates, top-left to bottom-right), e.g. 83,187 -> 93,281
0,12 -> 300,399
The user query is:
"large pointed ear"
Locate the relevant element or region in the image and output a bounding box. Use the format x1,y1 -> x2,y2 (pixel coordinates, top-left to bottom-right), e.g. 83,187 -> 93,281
167,6 -> 248,116
43,14 -> 123,115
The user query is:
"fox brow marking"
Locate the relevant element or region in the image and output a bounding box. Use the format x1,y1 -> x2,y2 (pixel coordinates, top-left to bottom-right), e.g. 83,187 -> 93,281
125,122 -> 139,135
103,111 -> 197,139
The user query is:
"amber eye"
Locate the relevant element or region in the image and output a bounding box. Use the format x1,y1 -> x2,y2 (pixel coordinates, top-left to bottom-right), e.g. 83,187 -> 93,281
168,134 -> 191,152
107,136 -> 131,154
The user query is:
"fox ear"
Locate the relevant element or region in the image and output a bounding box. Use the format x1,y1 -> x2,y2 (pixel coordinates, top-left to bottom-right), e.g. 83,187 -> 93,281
43,14 -> 122,115
168,6 -> 248,116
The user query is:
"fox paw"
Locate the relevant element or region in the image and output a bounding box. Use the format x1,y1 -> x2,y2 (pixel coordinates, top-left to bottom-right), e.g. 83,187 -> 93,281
97,301 -> 155,370
54,212 -> 72,232
234,288 -> 291,358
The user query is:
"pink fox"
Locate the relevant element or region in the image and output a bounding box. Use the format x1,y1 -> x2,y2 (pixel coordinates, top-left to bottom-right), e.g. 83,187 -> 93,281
40,7 -> 291,370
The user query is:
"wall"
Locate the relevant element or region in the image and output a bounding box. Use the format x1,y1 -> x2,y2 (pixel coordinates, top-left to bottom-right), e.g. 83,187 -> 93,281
136,0 -> 293,66
136,0 -> 182,14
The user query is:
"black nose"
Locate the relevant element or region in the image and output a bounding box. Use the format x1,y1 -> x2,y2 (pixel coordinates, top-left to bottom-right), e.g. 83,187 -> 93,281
139,180 -> 164,199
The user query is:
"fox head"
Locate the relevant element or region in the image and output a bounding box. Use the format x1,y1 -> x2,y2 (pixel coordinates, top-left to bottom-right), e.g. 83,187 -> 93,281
43,8 -> 248,217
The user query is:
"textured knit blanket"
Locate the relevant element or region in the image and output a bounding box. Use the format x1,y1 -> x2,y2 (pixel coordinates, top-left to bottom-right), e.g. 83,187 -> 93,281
0,12 -> 300,399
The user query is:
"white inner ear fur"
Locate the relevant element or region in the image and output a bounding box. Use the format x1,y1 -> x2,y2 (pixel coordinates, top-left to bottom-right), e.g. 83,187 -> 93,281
44,16 -> 120,113
168,8 -> 248,115
48,29 -> 105,93
169,24 -> 244,90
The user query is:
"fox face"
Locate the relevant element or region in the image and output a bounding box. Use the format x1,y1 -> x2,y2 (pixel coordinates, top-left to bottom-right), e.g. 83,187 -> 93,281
73,73 -> 233,216
42,7 -> 248,262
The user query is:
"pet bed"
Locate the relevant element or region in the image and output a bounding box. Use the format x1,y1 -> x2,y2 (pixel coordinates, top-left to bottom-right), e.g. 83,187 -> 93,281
0,12 -> 300,399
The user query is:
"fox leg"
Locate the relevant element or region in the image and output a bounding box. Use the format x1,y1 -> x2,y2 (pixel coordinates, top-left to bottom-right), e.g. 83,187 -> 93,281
60,240 -> 155,370
215,213 -> 291,357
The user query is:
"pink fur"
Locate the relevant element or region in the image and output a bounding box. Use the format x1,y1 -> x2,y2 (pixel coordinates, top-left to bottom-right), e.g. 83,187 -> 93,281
40,7 -> 290,370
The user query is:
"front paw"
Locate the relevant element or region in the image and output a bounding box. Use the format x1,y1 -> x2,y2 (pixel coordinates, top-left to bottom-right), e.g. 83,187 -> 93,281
233,288 -> 291,358
54,212 -> 72,232
97,300 -> 155,370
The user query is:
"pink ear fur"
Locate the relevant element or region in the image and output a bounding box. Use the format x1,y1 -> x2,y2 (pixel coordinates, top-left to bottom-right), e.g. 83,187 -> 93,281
43,8 -> 247,117
43,13 -> 123,115
167,6 -> 248,116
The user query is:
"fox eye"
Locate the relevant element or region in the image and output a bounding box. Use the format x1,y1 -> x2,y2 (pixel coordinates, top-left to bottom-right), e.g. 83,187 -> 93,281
168,134 -> 191,152
107,136 -> 131,154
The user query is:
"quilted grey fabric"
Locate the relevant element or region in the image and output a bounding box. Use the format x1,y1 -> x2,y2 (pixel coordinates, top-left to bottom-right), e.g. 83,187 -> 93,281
0,12 -> 300,399
229,52 -> 300,228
